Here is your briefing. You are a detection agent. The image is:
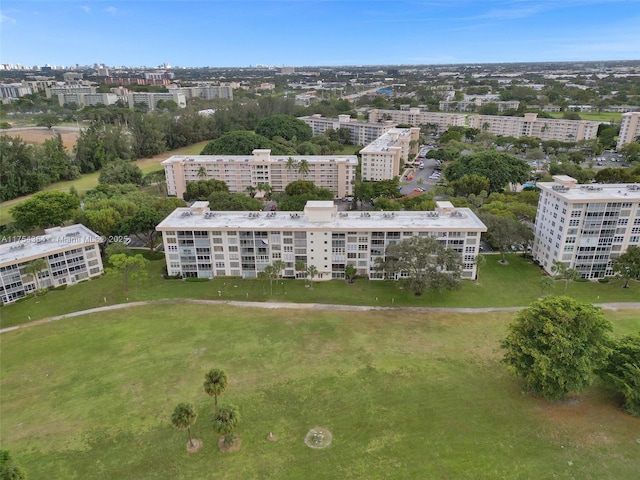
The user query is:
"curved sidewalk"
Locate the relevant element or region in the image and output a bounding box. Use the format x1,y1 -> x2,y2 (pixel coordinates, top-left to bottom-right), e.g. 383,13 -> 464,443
2,299 -> 639,335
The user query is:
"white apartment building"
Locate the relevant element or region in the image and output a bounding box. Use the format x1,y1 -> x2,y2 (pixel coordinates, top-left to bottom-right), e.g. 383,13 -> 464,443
128,91 -> 187,110
169,85 -> 233,100
156,200 -> 487,281
0,83 -> 33,100
300,114 -> 396,146
368,108 -> 467,134
360,127 -> 421,181
438,100 -> 520,112
617,112 -> 640,150
162,149 -> 358,199
532,175 -> 640,279
57,92 -> 119,107
468,112 -> 600,142
46,85 -> 96,98
0,224 -> 104,305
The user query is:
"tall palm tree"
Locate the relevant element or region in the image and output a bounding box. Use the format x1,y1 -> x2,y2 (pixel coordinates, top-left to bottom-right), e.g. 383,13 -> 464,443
212,404 -> 240,443
203,369 -> 228,409
307,265 -> 318,283
295,260 -> 307,280
474,254 -> 486,285
171,402 -> 197,447
297,159 -> 310,179
260,264 -> 278,296
285,156 -> 297,179
25,259 -> 48,292
272,259 -> 286,279
197,165 -> 207,179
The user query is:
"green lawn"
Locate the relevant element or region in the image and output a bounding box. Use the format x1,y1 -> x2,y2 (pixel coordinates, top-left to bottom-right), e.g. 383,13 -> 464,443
1,253 -> 638,329
546,112 -> 622,123
1,304 -> 638,479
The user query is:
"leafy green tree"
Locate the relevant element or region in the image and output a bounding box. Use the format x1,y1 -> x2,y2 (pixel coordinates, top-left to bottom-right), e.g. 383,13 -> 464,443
211,404 -> 240,440
35,113 -> 60,128
449,174 -> 490,196
376,235 -> 462,296
206,191 -> 263,211
619,142 -> 640,162
501,296 -> 613,401
204,368 -> 228,409
612,246 -> 640,288
0,450 -> 27,480
285,180 -> 315,196
184,179 -> 229,201
551,260 -> 580,293
171,403 -> 197,448
40,134 -> 80,184
345,264 -> 357,283
445,151 -> 531,193
106,253 -> 148,293
259,264 -> 278,296
201,131 -> 288,155
297,159 -> 310,179
129,112 -> 166,158
540,276 -> 555,296
98,160 -> 143,186
295,260 -> 307,280
255,114 -> 312,142
73,122 -> 132,173
306,265 -> 318,283
117,207 -> 164,250
479,212 -> 533,263
10,191 -> 80,232
24,259 -> 48,292
598,333 -> 640,416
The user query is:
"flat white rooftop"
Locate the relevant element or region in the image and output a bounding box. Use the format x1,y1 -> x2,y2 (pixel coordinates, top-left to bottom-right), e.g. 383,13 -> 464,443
538,181 -> 640,202
156,202 -> 487,232
0,224 -> 102,266
359,128 -> 413,153
161,154 -> 358,165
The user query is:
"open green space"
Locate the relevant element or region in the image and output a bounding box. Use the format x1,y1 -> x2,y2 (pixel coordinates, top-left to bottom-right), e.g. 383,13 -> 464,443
546,111 -> 622,123
2,253 -> 638,329
1,304 -> 638,479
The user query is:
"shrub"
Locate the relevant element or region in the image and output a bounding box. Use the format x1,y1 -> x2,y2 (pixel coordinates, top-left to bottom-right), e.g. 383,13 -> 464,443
598,278 -> 610,284
185,277 -> 210,282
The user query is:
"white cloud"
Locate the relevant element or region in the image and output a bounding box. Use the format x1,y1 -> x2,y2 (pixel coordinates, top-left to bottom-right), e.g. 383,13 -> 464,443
0,12 -> 17,24
80,6 -> 90,14
104,6 -> 118,15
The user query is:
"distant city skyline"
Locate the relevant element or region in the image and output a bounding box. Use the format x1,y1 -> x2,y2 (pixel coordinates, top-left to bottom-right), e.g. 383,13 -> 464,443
1,0 -> 639,69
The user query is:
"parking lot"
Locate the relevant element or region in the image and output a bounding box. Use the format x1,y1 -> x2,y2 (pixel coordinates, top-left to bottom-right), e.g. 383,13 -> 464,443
398,156 -> 443,196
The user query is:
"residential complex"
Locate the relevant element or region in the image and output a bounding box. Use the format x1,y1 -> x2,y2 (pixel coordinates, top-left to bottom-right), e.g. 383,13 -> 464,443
300,114 -> 395,146
438,100 -> 520,112
0,224 -> 104,305
128,91 -> 187,110
168,85 -> 233,101
532,175 -> 640,279
56,92 -> 119,108
162,149 -> 358,199
467,112 -> 600,142
359,127 -> 421,181
617,112 -> 640,150
156,200 -> 487,281
368,108 -> 467,134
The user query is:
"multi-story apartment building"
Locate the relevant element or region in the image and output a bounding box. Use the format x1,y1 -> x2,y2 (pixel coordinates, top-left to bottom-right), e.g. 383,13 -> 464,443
162,149 -> 357,199
532,175 -> 640,279
156,200 -> 487,281
368,108 -> 466,134
617,112 -> 640,150
46,85 -> 96,98
468,112 -> 600,142
438,100 -> 520,112
128,91 -> 187,110
0,224 -> 103,305
359,127 -> 421,181
57,92 -> 119,107
0,83 -> 33,101
300,114 -> 395,146
169,85 -> 233,101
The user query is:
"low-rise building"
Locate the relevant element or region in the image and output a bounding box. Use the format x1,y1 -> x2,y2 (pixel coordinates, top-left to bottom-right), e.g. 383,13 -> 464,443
162,149 -> 357,199
532,175 -> 640,278
0,224 -> 103,305
156,200 -> 486,281
128,91 -> 187,110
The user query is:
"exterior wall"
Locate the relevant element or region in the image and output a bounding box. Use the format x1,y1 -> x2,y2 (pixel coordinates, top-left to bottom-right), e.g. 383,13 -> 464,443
532,175 -> 640,279
300,114 -> 394,146
57,92 -> 118,107
156,201 -> 487,281
0,224 -> 103,305
468,113 -> 600,142
368,109 -> 466,133
162,150 -> 358,199
128,92 -> 187,110
0,83 -> 33,99
359,127 -> 420,181
617,112 -> 640,150
169,86 -> 233,100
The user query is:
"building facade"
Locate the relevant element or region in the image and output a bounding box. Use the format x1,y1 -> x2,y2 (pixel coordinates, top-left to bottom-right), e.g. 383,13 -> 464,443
617,112 -> 640,150
162,149 -> 358,199
359,127 -> 421,181
57,92 -> 119,107
169,85 -> 233,101
156,200 -> 487,281
368,108 -> 467,134
128,91 -> 187,110
532,175 -> 640,279
300,114 -> 395,146
0,224 -> 104,305
467,112 -> 600,142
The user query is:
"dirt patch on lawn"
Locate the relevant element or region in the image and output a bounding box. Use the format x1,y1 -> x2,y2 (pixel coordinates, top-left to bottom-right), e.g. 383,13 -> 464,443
1,128 -> 79,151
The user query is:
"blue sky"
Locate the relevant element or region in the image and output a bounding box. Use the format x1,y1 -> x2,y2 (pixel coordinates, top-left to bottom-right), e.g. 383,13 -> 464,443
1,0 -> 639,67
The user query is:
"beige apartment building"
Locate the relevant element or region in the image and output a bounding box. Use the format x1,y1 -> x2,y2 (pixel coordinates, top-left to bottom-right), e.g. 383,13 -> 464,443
359,127 -> 421,181
162,149 -> 357,199
0,224 -> 103,305
532,175 -> 640,279
300,114 -> 395,146
616,112 -> 640,150
128,91 -> 187,110
468,112 -> 600,142
156,200 -> 487,281
368,108 -> 467,134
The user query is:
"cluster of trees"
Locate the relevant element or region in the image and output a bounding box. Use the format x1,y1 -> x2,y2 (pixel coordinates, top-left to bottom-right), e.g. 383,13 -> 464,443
1,134 -> 80,201
0,450 -> 26,480
171,369 -> 241,451
445,151 -> 531,193
502,296 -> 640,416
272,180 -> 335,211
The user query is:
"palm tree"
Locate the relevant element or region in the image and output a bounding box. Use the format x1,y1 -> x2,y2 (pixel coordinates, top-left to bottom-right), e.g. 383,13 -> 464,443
285,156 -> 297,179
245,185 -> 257,197
307,265 -> 318,283
474,254 -> 486,285
260,264 -> 278,296
345,264 -> 357,284
197,165 -> 207,179
203,369 -> 228,409
551,260 -> 579,293
540,276 -> 554,296
272,259 -> 286,279
212,404 -> 240,444
171,402 -> 197,448
297,159 -> 310,179
295,260 -> 307,280
25,258 -> 48,292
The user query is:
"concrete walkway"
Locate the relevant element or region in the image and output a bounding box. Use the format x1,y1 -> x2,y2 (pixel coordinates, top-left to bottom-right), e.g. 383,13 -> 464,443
2,299 -> 639,335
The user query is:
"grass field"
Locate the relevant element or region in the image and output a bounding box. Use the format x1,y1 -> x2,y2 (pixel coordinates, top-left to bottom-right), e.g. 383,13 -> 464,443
1,253 -> 638,329
1,303 -> 638,479
546,112 -> 622,123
